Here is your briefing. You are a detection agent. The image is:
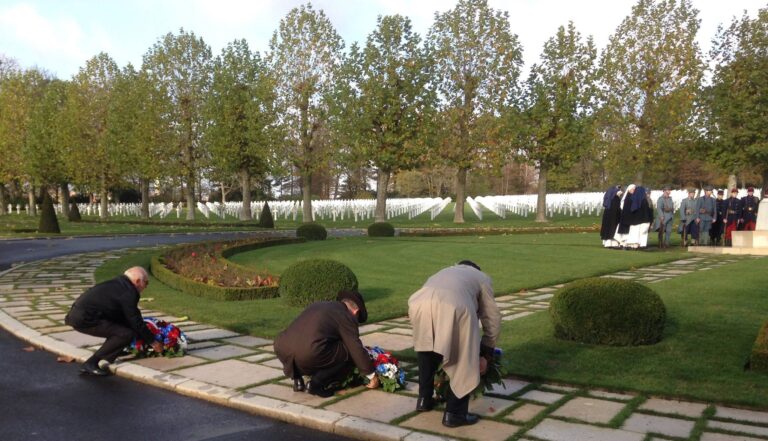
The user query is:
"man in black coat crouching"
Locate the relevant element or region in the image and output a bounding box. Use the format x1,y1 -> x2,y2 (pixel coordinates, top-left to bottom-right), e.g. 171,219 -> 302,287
65,266 -> 162,376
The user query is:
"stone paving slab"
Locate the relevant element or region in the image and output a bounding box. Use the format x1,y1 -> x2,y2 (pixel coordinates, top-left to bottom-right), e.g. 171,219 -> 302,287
551,397 -> 626,424
700,433 -> 767,441
47,330 -> 104,347
520,390 -> 565,404
361,332 -> 412,351
184,328 -> 240,341
132,355 -> 207,371
189,344 -> 255,360
402,411 -> 520,441
174,359 -> 283,389
220,335 -> 272,347
716,406 -> 768,424
489,378 -> 530,396
468,396 -> 516,417
529,418 -> 645,441
505,403 -> 547,422
246,383 -> 335,407
587,390 -> 635,401
639,397 -> 707,418
326,390 -> 416,423
622,413 -> 695,438
708,420 -> 768,437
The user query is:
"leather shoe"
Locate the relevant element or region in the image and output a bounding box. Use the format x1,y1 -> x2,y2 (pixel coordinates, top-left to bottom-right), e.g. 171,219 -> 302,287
79,363 -> 110,376
293,377 -> 305,392
442,412 -> 479,428
306,381 -> 334,398
416,396 -> 434,412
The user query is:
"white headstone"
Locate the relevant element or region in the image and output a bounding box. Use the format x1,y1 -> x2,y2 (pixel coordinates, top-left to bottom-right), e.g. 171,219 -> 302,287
757,199 -> 768,231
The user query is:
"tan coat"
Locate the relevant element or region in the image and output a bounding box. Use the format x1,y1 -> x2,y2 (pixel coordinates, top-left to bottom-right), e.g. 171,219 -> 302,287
408,265 -> 502,398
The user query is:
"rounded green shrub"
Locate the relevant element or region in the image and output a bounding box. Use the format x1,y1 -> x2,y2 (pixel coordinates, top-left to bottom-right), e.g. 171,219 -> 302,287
549,278 -> 666,346
279,259 -> 358,307
296,222 -> 327,241
367,222 -> 395,237
38,192 -> 61,234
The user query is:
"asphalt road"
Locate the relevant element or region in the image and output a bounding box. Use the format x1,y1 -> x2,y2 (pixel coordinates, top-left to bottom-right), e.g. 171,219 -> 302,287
0,231 -> 283,271
0,232 -> 352,441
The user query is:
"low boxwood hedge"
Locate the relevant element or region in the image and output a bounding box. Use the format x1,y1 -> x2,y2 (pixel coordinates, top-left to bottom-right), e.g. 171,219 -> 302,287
367,222 -> 395,237
279,259 -> 358,307
399,226 -> 599,237
296,222 -> 327,241
151,237 -> 303,301
549,277 -> 666,346
750,320 -> 768,372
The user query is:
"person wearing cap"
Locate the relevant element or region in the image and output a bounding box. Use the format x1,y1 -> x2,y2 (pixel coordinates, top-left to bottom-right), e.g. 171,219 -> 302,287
724,188 -> 742,246
408,261 -> 501,428
600,185 -> 623,248
711,189 -> 727,246
696,186 -> 717,246
741,187 -> 760,231
655,186 -> 674,248
679,189 -> 699,246
273,290 -> 379,397
65,266 -> 163,376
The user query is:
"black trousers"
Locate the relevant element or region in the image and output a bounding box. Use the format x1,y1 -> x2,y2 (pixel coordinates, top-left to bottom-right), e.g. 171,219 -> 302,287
74,320 -> 135,365
417,351 -> 469,415
292,359 -> 354,389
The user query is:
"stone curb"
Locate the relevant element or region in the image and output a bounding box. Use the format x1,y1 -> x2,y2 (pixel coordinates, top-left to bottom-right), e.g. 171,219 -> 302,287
0,276 -> 450,441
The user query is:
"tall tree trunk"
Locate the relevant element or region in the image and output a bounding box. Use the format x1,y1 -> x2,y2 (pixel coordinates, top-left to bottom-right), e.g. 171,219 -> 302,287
0,183 -> 7,215
728,174 -> 737,191
240,169 -> 252,221
99,174 -> 109,220
453,167 -> 467,223
221,182 -> 227,204
302,174 -> 313,222
535,164 -> 549,223
28,184 -> 37,216
185,176 -> 196,221
140,178 -> 150,219
59,182 -> 70,219
375,169 -> 390,223
761,169 -> 768,191
634,169 -> 644,186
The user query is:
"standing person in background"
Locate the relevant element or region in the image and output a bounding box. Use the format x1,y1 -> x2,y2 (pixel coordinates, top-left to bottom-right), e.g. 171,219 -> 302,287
408,261 -> 501,428
600,185 -> 623,248
619,186 -> 652,250
696,186 -> 717,246
655,186 -> 675,248
741,187 -> 760,231
679,189 -> 699,247
724,188 -> 742,247
711,190 -> 727,246
614,184 -> 636,248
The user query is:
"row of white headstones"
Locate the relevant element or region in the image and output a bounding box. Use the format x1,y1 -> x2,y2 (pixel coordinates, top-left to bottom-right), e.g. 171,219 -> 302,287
7,188 -> 762,221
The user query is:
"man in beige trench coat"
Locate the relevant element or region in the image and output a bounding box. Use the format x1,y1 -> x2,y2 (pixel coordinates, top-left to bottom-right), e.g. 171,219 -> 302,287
408,261 -> 502,427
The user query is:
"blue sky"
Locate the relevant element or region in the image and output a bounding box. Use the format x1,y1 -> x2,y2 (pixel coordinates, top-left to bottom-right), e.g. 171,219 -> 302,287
1,0 -> 765,79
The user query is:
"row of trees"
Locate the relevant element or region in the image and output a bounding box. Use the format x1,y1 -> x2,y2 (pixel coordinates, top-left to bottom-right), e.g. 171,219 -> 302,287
0,0 -> 766,223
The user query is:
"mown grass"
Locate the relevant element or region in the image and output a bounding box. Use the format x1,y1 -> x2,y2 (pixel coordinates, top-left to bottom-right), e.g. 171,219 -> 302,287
498,256 -> 768,408
97,233 -> 686,338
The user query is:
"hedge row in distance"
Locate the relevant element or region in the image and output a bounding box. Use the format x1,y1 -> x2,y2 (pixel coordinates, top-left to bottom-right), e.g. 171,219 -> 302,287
367,222 -> 395,237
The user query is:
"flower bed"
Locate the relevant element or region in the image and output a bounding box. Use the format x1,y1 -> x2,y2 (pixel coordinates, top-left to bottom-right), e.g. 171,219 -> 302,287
151,237 -> 303,301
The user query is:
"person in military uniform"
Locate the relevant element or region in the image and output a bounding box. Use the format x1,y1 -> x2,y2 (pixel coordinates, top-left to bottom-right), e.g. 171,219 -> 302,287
679,189 -> 699,246
696,186 -> 717,246
655,186 -> 675,248
711,190 -> 727,246
724,188 -> 742,246
741,187 -> 760,231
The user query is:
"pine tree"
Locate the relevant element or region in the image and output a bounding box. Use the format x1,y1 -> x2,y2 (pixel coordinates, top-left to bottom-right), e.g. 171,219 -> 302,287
38,190 -> 60,233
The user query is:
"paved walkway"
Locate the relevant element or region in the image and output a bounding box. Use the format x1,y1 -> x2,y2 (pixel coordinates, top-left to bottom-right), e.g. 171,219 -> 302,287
2,251 -> 767,441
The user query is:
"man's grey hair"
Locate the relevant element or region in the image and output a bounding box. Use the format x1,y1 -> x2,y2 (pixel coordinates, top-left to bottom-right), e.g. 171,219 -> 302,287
124,266 -> 148,282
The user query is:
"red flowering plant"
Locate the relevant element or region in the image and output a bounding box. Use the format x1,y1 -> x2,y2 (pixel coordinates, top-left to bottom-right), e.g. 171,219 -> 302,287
130,317 -> 188,358
435,347 -> 505,400
161,241 -> 277,288
342,346 -> 406,393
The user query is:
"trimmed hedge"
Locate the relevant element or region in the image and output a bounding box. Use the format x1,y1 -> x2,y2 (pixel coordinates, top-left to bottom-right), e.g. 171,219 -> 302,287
367,222 -> 395,237
296,222 -> 327,241
279,259 -> 358,307
258,201 -> 274,228
151,237 -> 303,301
549,278 -> 666,346
399,226 -> 599,237
750,320 -> 768,372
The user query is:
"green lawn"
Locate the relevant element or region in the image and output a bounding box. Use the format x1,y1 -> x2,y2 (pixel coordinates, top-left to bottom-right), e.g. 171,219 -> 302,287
499,256 -> 768,408
1,203 -> 605,237
97,233 -> 686,338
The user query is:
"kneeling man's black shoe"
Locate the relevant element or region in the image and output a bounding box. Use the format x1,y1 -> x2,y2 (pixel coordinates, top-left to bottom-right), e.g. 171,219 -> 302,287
306,381 -> 334,398
293,377 -> 305,392
416,396 -> 434,412
442,412 -> 479,428
79,362 -> 110,376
